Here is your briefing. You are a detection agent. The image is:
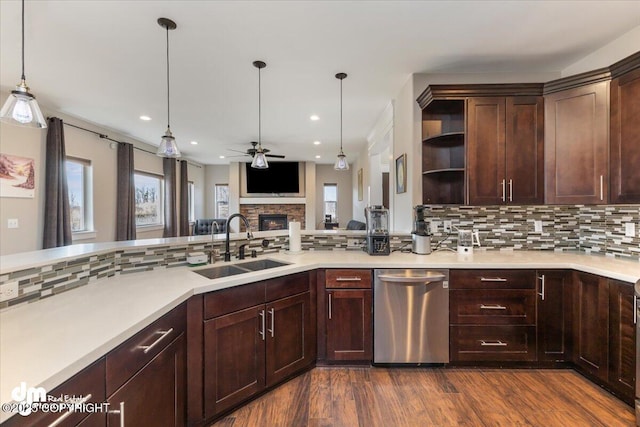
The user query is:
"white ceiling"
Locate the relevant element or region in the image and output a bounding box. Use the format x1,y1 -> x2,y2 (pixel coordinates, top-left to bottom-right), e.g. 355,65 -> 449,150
1,1 -> 638,165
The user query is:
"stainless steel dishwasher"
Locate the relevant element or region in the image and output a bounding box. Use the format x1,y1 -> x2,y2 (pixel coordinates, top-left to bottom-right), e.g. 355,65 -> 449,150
374,269 -> 449,364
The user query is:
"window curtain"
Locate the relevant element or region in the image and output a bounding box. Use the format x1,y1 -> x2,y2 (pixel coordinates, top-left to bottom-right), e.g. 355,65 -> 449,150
163,158 -> 177,238
116,143 -> 136,241
43,117 -> 72,249
179,161 -> 189,236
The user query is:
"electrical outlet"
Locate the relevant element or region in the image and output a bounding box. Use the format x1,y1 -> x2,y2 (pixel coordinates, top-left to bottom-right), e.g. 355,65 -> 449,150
347,239 -> 360,247
7,219 -> 18,229
430,220 -> 440,233
625,222 -> 636,238
443,221 -> 452,233
0,281 -> 18,303
534,220 -> 543,233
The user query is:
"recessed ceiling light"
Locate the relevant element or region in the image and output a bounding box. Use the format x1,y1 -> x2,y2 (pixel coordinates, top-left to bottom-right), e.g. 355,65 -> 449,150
219,155 -> 225,159
313,140 -> 321,145
139,115 -> 151,121
310,115 -> 320,121
190,141 -> 198,145
315,155 -> 321,159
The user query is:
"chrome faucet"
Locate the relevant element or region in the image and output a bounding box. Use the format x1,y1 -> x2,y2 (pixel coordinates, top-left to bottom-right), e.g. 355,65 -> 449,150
224,213 -> 253,262
208,221 -> 220,263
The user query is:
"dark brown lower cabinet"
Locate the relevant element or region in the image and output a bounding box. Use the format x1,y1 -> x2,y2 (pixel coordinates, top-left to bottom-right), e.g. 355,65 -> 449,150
537,270 -> 573,362
450,325 -> 537,361
572,272 -> 609,381
325,289 -> 372,361
608,279 -> 636,402
107,334 -> 186,427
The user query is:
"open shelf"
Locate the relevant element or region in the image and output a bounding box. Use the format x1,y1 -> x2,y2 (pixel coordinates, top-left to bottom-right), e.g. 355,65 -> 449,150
422,131 -> 465,145
423,168 -> 465,175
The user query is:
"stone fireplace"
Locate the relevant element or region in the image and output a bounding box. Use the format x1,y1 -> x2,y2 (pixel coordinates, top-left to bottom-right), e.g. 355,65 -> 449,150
240,204 -> 306,231
259,214 -> 288,231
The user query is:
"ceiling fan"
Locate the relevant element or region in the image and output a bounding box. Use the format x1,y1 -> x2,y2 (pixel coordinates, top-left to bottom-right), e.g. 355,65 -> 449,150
228,141 -> 286,159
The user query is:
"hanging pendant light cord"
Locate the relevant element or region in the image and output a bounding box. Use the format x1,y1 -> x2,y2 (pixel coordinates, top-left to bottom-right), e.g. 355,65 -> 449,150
20,0 -> 25,81
340,77 -> 343,152
165,25 -> 171,130
258,66 -> 262,149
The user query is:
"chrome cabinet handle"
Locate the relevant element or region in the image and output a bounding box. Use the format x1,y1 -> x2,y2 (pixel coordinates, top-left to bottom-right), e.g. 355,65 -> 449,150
480,277 -> 507,282
634,295 -> 638,325
501,179 -> 506,202
259,309 -> 265,340
600,175 -> 604,201
328,293 -> 332,320
108,401 -> 125,426
138,328 -> 173,354
538,275 -> 545,301
480,340 -> 507,347
267,308 -> 275,337
480,304 -> 507,310
47,394 -> 92,427
336,277 -> 362,281
508,179 -> 513,202
378,273 -> 445,284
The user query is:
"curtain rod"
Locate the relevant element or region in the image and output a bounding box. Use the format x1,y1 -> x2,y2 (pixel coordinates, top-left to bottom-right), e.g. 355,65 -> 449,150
53,118 -> 202,168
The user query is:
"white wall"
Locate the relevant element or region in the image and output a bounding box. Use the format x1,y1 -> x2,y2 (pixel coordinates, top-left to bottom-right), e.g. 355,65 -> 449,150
204,164 -> 230,218
351,143 -> 369,223
562,25 -> 640,77
188,163 -> 205,221
0,94 -> 205,254
315,164 -> 352,229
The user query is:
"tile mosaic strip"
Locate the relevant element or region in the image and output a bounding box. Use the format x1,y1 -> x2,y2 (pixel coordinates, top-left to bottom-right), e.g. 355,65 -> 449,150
1,204 -> 638,310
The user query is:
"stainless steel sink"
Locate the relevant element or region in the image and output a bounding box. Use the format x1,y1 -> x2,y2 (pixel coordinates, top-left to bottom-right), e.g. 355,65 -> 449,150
193,258 -> 290,279
235,259 -> 290,271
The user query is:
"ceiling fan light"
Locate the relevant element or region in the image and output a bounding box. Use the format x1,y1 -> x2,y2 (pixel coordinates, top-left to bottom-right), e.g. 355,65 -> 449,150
157,128 -> 181,158
0,83 -> 46,128
251,149 -> 269,169
334,152 -> 349,171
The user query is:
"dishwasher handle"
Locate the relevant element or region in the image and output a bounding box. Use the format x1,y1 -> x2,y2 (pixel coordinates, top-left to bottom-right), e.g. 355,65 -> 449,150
377,273 -> 446,284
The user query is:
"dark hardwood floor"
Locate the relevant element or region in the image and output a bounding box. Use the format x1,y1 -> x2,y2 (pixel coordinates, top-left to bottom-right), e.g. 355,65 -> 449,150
211,367 -> 634,427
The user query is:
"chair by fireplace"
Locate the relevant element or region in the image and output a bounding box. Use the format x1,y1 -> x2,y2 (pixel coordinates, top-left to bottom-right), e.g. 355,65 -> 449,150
259,214 -> 288,231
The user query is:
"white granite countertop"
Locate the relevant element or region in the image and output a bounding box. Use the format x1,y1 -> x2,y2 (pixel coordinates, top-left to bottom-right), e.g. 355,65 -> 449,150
1,250 -> 639,423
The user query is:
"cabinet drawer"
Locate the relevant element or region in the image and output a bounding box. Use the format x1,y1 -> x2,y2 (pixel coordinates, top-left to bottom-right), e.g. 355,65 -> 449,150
450,269 -> 535,289
204,281 -> 266,319
4,359 -> 106,427
265,272 -> 309,302
106,303 -> 186,395
326,269 -> 372,289
450,325 -> 536,362
450,289 -> 536,325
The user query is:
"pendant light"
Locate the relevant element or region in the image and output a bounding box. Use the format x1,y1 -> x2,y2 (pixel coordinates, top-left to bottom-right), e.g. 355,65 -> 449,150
0,0 -> 46,128
251,60 -> 268,169
156,18 -> 181,158
334,73 -> 349,171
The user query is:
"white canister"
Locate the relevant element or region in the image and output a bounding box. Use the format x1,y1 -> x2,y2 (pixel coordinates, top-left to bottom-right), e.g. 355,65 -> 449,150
289,221 -> 302,253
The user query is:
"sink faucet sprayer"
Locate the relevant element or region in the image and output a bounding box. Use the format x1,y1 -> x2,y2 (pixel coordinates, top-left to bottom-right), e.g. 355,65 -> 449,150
224,213 -> 253,262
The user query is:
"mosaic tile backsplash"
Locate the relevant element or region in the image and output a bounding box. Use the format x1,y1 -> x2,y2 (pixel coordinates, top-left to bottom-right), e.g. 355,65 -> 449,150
1,204 -> 638,309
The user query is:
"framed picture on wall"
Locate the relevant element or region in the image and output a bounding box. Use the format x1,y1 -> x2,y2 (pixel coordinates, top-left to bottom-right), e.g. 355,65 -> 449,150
395,153 -> 406,194
0,153 -> 35,198
357,168 -> 363,201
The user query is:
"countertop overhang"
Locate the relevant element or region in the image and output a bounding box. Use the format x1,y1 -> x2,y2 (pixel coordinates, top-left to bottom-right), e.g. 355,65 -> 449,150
1,250 -> 639,423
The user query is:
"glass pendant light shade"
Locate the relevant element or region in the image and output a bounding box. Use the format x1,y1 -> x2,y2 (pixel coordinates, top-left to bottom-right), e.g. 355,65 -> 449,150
334,151 -> 349,171
1,0 -> 46,129
157,127 -> 181,157
251,149 -> 269,169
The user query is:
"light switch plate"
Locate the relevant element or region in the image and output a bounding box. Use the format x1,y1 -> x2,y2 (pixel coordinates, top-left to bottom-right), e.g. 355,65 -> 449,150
534,220 -> 543,233
443,220 -> 452,233
625,222 -> 636,238
0,281 -> 18,303
7,219 -> 18,229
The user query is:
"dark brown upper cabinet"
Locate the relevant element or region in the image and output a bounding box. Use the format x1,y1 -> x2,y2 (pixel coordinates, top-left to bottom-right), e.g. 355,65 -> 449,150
544,71 -> 610,205
610,52 -> 640,204
467,95 -> 544,205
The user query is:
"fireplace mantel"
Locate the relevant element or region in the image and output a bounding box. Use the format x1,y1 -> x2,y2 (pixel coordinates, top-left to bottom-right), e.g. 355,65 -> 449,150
239,197 -> 307,205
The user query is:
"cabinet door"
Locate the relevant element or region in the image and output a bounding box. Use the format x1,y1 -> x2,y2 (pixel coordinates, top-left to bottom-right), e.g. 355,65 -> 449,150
537,270 -> 573,362
506,96 -> 544,204
204,305 -> 265,418
107,334 -> 185,427
467,97 -> 506,205
608,280 -> 636,403
545,81 -> 609,204
265,292 -> 314,387
573,272 -> 609,380
326,289 -> 372,361
610,68 -> 640,203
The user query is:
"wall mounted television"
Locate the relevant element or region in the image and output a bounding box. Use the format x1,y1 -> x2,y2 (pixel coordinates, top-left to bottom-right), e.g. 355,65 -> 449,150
245,162 -> 300,194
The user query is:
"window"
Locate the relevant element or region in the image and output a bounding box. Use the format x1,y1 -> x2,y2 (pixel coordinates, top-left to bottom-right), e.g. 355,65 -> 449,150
188,181 -> 195,223
323,183 -> 337,221
65,157 -> 93,232
134,172 -> 163,227
215,184 -> 229,219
